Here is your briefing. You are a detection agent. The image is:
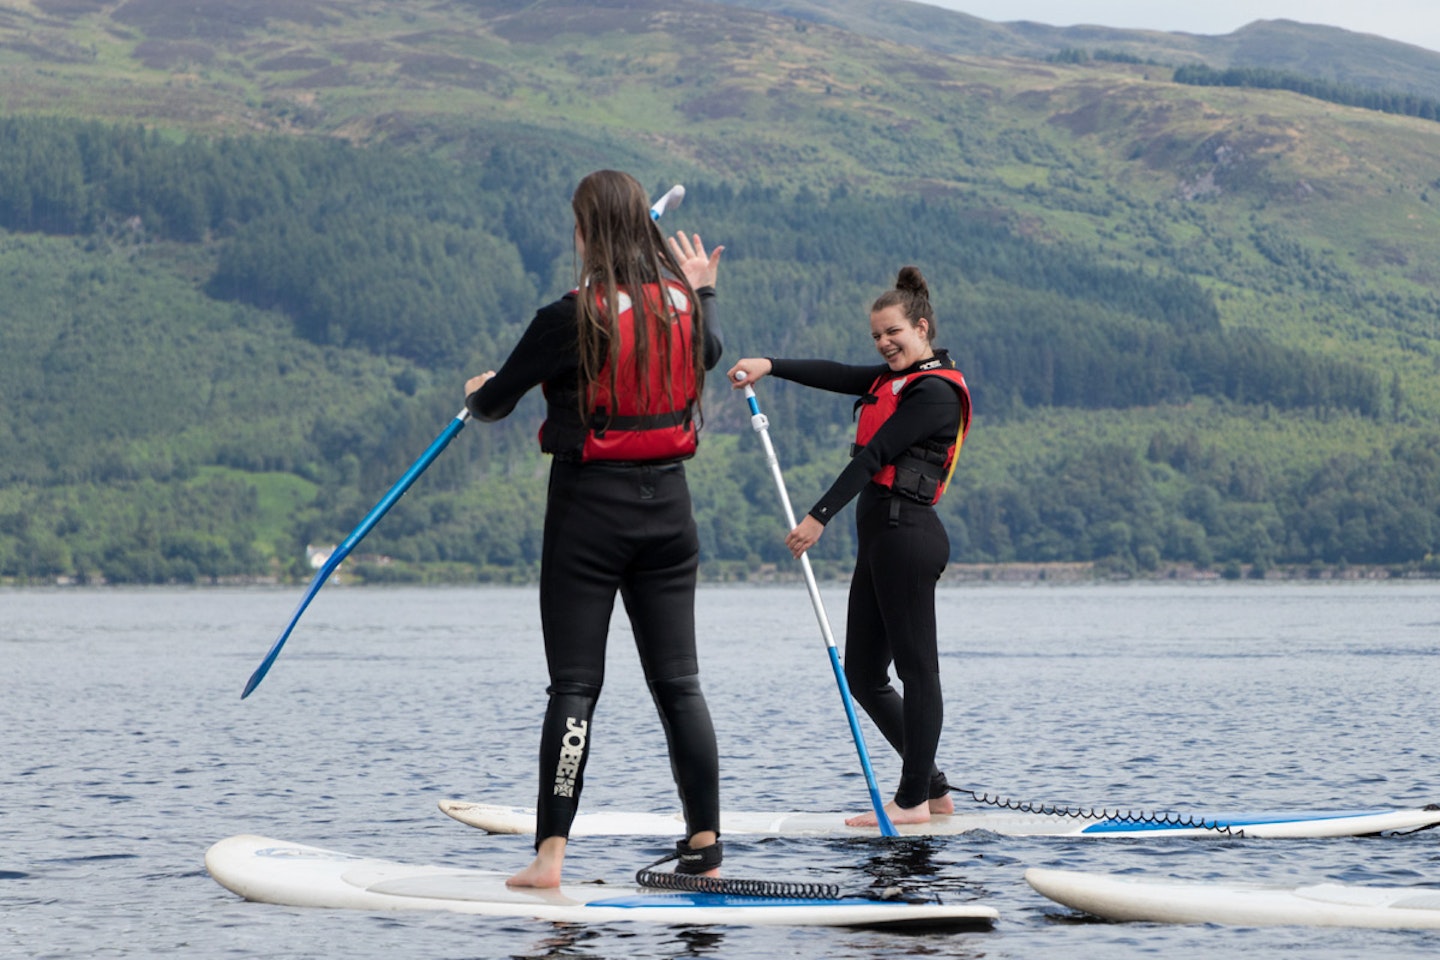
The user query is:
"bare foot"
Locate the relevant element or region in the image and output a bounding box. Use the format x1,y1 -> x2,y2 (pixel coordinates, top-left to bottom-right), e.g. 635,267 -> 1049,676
845,800 -> 931,828
507,836 -> 566,888
929,792 -> 955,816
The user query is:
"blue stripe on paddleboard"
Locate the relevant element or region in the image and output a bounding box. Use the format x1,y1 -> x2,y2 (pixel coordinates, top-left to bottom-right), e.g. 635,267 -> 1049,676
587,893 -> 905,909
1078,810 -> 1387,834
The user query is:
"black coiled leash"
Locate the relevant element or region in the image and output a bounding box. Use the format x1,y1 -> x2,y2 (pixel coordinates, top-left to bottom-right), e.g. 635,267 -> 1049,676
635,839 -> 869,900
952,786 -> 1240,834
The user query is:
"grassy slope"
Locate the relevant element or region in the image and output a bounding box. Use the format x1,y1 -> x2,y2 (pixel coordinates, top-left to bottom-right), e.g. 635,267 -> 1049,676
712,2 -> 1440,97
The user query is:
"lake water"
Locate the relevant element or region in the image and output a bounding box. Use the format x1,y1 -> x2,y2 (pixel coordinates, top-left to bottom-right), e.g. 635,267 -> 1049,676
4,581 -> 1439,958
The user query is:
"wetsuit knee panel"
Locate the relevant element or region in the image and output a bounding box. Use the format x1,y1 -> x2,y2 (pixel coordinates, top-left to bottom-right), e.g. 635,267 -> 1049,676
547,679 -> 603,700
647,672 -> 702,703
648,674 -> 713,744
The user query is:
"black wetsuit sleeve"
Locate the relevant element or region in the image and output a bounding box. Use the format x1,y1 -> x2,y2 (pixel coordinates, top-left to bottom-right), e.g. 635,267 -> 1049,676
697,286 -> 722,370
466,296 -> 577,422
769,358 -> 883,396
807,377 -> 961,526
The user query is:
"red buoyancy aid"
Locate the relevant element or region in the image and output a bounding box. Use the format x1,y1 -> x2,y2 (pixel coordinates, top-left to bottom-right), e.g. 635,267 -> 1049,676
854,360 -> 972,504
546,279 -> 700,463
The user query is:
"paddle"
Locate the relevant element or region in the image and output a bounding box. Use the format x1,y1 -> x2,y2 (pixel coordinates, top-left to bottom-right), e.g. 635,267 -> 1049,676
241,410 -> 469,698
735,373 -> 899,837
242,184 -> 689,699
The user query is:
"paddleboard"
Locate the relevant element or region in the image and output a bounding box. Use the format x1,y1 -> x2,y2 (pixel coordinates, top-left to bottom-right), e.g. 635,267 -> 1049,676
1025,867 -> 1440,928
205,835 -> 997,928
439,799 -> 1440,839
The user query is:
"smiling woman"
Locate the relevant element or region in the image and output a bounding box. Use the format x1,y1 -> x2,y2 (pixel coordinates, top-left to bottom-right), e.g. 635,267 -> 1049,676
725,265 -> 971,829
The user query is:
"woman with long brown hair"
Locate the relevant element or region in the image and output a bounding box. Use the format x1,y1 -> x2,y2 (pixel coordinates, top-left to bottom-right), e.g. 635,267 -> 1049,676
466,170 -> 724,887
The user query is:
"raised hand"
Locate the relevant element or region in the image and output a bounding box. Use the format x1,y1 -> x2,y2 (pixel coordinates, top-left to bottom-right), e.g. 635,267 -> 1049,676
668,232 -> 724,289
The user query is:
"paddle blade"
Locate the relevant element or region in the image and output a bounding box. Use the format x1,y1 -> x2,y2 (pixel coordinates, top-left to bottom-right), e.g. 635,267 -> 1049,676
241,567 -> 333,698
650,184 -> 685,220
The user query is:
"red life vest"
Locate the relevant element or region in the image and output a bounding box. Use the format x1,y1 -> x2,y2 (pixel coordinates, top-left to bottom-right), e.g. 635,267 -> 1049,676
544,279 -> 700,463
854,360 -> 971,504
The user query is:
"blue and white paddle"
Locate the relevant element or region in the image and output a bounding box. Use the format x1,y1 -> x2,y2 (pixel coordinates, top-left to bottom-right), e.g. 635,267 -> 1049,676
735,372 -> 899,837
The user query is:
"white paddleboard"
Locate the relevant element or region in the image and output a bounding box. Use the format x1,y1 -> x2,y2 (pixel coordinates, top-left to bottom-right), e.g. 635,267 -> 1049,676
205,835 -> 996,928
1025,867 -> 1440,928
439,799 -> 1440,839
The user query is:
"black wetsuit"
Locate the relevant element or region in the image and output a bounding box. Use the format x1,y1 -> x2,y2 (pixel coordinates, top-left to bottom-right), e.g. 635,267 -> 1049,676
770,352 -> 964,809
468,286 -> 723,844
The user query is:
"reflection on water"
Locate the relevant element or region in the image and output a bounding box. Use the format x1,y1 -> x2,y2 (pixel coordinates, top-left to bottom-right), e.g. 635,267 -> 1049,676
852,836 -> 944,888
666,927 -> 728,957
514,913 -> 731,958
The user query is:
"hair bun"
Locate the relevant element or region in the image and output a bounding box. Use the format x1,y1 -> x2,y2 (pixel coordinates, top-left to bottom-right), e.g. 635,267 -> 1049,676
895,265 -> 928,299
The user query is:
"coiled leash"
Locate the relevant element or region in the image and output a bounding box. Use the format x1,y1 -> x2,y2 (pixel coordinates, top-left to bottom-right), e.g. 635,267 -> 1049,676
951,786 -> 1239,834
636,839 -> 865,900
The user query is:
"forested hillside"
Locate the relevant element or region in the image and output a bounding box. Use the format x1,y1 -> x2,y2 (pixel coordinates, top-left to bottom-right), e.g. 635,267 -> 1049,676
2,0 -> 1440,583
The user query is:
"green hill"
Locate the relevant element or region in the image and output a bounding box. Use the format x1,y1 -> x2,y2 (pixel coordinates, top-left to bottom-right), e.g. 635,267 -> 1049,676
712,2 -> 1440,98
2,0 -> 1440,583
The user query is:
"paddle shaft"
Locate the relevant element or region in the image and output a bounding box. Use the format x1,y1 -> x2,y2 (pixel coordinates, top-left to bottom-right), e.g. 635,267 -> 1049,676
741,383 -> 899,837
241,409 -> 470,698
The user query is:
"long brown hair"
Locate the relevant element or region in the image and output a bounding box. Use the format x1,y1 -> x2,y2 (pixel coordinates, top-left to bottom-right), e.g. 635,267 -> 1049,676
571,170 -> 704,418
871,265 -> 935,341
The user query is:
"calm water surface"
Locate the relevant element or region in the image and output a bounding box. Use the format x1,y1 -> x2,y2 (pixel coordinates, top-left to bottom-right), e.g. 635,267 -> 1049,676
3,582 -> 1439,958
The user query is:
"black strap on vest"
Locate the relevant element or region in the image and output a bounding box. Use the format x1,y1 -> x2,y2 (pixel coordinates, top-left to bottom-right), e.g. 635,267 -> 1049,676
887,440 -> 950,504
589,402 -> 694,437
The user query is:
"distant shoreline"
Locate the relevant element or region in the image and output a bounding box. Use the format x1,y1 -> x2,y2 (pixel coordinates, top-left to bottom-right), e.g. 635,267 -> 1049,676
942,561 -> 1434,583
10,560 -> 1433,588
729,560 -> 1438,585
